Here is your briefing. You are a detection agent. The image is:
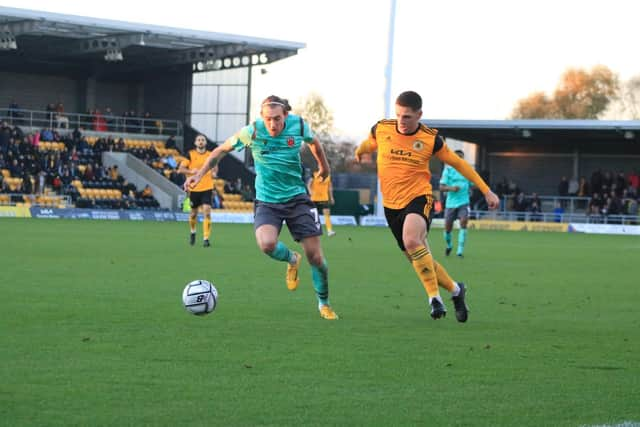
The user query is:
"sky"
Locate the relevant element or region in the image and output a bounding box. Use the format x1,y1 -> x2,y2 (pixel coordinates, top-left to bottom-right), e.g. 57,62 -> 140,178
3,0 -> 639,140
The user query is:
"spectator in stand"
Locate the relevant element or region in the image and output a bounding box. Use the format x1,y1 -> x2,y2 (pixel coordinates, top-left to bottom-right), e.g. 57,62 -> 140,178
629,169 -> 639,194
568,176 -> 579,197
223,179 -> 235,195
211,187 -> 223,209
55,102 -> 69,129
163,153 -> 178,169
165,135 -> 177,150
40,128 -> 54,142
141,184 -> 153,199
602,171 -> 613,193
23,173 -> 34,194
614,171 -> 626,197
528,192 -> 543,221
241,184 -> 255,202
110,165 -> 119,181
93,110 -> 107,132
36,170 -> 46,194
588,192 -> 604,217
513,191 -> 528,220
83,163 -> 95,181
558,176 -> 569,208
104,107 -> 115,131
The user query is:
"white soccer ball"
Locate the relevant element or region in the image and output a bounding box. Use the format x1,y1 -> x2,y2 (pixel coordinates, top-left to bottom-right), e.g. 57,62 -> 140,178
182,280 -> 218,315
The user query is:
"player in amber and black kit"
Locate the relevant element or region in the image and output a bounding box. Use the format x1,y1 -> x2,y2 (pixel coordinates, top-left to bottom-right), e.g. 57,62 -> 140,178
179,134 -> 215,247
356,91 -> 499,322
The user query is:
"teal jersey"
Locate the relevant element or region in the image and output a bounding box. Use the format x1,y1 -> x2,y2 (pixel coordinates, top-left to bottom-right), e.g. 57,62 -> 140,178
231,114 -> 313,203
440,165 -> 472,208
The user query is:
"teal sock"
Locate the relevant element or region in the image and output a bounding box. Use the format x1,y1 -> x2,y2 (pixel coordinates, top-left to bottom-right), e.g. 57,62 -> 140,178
457,229 -> 467,255
444,231 -> 452,249
267,241 -> 294,263
311,259 -> 329,306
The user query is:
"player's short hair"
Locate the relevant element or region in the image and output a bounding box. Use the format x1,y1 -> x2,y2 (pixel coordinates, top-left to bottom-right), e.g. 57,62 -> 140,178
396,91 -> 422,111
261,95 -> 292,112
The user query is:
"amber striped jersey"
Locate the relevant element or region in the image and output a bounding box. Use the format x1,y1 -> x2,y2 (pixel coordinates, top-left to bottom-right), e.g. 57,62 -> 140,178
356,119 -> 489,210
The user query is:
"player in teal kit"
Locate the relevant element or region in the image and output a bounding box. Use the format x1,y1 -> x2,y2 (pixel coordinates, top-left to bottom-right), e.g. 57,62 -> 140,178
184,95 -> 338,320
439,149 -> 473,257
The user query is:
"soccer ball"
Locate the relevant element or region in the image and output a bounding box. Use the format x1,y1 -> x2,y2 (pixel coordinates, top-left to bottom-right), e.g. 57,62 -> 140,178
182,280 -> 218,315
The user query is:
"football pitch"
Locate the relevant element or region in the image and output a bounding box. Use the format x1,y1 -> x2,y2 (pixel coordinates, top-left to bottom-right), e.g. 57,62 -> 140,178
1,218 -> 639,426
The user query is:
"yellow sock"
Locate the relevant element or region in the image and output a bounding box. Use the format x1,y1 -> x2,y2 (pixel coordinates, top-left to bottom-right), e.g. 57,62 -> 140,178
408,246 -> 440,299
189,216 -> 197,233
323,209 -> 333,232
203,215 -> 211,240
433,260 -> 456,293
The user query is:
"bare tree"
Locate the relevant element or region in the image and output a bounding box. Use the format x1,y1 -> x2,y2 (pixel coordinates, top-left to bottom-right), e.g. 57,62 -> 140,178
294,93 -> 356,173
607,74 -> 640,119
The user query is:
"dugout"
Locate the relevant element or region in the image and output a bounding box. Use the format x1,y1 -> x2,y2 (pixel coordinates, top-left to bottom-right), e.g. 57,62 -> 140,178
424,119 -> 640,195
0,5 -> 303,175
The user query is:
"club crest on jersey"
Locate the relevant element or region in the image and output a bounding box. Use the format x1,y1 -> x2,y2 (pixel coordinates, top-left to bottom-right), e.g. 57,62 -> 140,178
413,140 -> 424,151
287,137 -> 295,147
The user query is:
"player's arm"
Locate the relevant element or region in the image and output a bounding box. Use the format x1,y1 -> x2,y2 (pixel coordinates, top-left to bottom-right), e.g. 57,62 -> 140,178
177,157 -> 192,175
307,137 -> 331,180
355,124 -> 379,162
435,141 -> 499,209
183,140 -> 233,191
439,169 -> 460,193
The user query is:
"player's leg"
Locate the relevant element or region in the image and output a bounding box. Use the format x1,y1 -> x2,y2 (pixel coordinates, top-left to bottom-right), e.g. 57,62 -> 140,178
254,201 -> 300,290
201,203 -> 212,247
188,191 -> 204,246
188,203 -> 198,246
443,208 -> 454,256
300,236 -> 337,319
322,206 -> 335,236
403,212 -> 446,319
288,195 -> 337,319
456,205 -> 470,257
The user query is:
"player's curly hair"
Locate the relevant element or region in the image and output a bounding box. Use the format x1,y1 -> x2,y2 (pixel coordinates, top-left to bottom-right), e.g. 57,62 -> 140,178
396,91 -> 422,111
261,95 -> 292,112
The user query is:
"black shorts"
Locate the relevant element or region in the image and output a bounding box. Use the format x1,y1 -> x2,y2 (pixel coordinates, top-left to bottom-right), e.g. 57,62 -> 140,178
254,193 -> 322,242
384,195 -> 434,251
190,189 -> 212,210
313,201 -> 330,211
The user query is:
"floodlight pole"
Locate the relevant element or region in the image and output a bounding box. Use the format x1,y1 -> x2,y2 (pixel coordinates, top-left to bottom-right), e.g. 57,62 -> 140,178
376,0 -> 397,217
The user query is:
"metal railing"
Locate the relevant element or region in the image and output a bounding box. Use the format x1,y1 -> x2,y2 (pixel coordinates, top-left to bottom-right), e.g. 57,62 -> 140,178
469,209 -> 638,225
1,108 -> 182,137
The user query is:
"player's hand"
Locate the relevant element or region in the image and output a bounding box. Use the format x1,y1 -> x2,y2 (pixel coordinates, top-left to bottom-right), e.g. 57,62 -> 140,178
183,175 -> 199,191
485,190 -> 500,210
317,164 -> 330,181
451,186 -> 460,192
355,151 -> 361,163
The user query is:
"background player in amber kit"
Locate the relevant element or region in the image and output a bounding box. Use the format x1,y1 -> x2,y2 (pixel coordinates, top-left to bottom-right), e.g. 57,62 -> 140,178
179,134 -> 215,247
355,91 -> 499,321
307,169 -> 336,237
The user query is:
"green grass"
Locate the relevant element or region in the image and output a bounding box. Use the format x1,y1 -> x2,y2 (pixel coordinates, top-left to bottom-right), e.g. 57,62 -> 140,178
1,218 -> 639,426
